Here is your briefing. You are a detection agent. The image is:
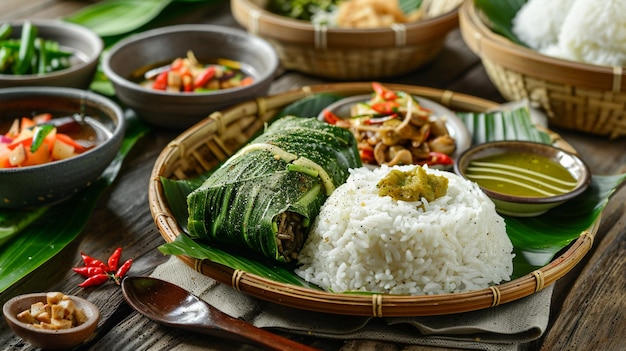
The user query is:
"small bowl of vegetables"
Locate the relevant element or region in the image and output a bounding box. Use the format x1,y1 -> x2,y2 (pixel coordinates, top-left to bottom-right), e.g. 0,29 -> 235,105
454,140 -> 592,217
102,24 -> 279,129
3,292 -> 100,350
0,20 -> 103,89
0,86 -> 125,209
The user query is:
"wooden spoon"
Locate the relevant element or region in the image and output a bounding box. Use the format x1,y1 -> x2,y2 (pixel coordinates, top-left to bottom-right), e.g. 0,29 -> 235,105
121,276 -> 319,351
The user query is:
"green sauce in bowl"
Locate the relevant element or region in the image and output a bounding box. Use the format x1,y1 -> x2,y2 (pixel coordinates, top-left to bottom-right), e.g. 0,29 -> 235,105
465,152 -> 578,198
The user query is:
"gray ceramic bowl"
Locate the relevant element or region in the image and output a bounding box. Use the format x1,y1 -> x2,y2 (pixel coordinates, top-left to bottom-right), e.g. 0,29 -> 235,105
454,141 -> 591,217
102,24 -> 279,129
3,292 -> 100,350
0,87 -> 125,209
0,20 -> 103,89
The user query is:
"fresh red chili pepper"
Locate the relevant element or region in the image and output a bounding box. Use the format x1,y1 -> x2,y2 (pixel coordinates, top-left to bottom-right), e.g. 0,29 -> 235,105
107,247 -> 122,272
323,109 -> 340,125
152,71 -> 168,90
115,258 -> 132,278
370,101 -> 399,115
78,273 -> 110,288
193,66 -> 216,88
359,147 -> 375,164
72,266 -> 105,278
80,252 -> 108,270
372,82 -> 397,100
421,152 -> 453,166
113,258 -> 133,285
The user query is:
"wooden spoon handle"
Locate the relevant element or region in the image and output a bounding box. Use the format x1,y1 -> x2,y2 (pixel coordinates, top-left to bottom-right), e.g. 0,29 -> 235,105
211,314 -> 320,351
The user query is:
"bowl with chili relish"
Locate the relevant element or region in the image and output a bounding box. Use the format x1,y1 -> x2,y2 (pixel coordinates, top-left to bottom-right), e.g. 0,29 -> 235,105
0,87 -> 125,209
454,140 -> 591,217
102,24 -> 279,129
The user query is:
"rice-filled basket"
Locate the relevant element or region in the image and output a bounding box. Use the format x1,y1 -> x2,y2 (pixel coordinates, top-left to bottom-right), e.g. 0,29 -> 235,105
459,0 -> 626,138
230,0 -> 461,80
149,82 -> 597,317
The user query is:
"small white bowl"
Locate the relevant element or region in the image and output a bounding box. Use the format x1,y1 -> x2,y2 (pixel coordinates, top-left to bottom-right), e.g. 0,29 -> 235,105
318,94 -> 472,167
454,141 -> 591,217
3,293 -> 100,350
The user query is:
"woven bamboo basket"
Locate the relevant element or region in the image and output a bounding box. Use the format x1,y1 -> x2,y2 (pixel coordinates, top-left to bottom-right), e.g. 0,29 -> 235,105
459,1 -> 626,138
149,82 -> 598,317
230,0 -> 460,80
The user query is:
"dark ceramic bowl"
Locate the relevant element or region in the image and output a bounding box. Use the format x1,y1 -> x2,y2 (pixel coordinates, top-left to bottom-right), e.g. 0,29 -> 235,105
102,24 -> 279,129
3,293 -> 100,350
0,20 -> 103,89
454,141 -> 591,217
0,87 -> 125,209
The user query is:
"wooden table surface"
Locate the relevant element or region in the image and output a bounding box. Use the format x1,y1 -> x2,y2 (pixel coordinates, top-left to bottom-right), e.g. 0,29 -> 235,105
1,1 -> 625,351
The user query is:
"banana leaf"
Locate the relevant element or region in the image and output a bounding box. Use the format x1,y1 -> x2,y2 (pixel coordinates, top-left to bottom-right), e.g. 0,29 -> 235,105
474,0 -> 527,45
160,93 -> 626,286
187,116 -> 361,263
0,114 -> 150,294
0,207 -> 47,247
64,0 -> 223,38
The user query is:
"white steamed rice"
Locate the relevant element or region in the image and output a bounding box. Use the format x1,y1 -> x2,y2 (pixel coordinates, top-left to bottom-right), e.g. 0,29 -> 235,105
512,0 -> 626,67
295,165 -> 514,295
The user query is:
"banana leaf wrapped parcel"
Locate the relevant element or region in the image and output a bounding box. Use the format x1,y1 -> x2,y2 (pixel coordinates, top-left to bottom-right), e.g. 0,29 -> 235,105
187,116 -> 362,262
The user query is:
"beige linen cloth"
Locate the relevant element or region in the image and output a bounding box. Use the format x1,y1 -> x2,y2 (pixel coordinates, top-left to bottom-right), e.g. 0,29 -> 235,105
150,256 -> 552,351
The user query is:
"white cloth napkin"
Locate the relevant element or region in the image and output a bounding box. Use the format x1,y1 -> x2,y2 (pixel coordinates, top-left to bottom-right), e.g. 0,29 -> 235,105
151,256 -> 552,351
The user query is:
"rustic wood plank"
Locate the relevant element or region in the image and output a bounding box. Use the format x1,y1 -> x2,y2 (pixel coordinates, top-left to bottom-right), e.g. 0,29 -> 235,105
1,1 -> 625,351
539,188 -> 626,351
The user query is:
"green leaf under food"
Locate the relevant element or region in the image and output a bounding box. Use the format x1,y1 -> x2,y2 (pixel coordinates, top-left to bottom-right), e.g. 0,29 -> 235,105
158,233 -> 317,288
158,92 -> 626,292
507,173 -> 626,277
0,113 -> 150,294
473,0 -> 527,46
160,176 -> 207,232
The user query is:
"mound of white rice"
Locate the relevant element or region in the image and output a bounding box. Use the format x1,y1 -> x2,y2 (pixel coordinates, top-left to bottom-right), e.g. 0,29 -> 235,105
511,0 -> 572,51
512,0 -> 626,66
295,165 -> 514,295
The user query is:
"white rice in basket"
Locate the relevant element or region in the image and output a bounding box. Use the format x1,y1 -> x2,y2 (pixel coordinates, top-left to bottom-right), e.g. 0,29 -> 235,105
512,0 -> 626,66
295,165 -> 514,295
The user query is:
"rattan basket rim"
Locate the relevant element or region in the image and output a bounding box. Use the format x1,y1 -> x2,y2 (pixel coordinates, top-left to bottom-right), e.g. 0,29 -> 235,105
231,0 -> 460,48
459,1 -> 625,92
149,82 -> 597,317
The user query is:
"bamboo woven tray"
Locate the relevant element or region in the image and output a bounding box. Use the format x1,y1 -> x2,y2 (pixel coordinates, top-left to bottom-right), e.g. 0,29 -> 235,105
149,82 -> 598,317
